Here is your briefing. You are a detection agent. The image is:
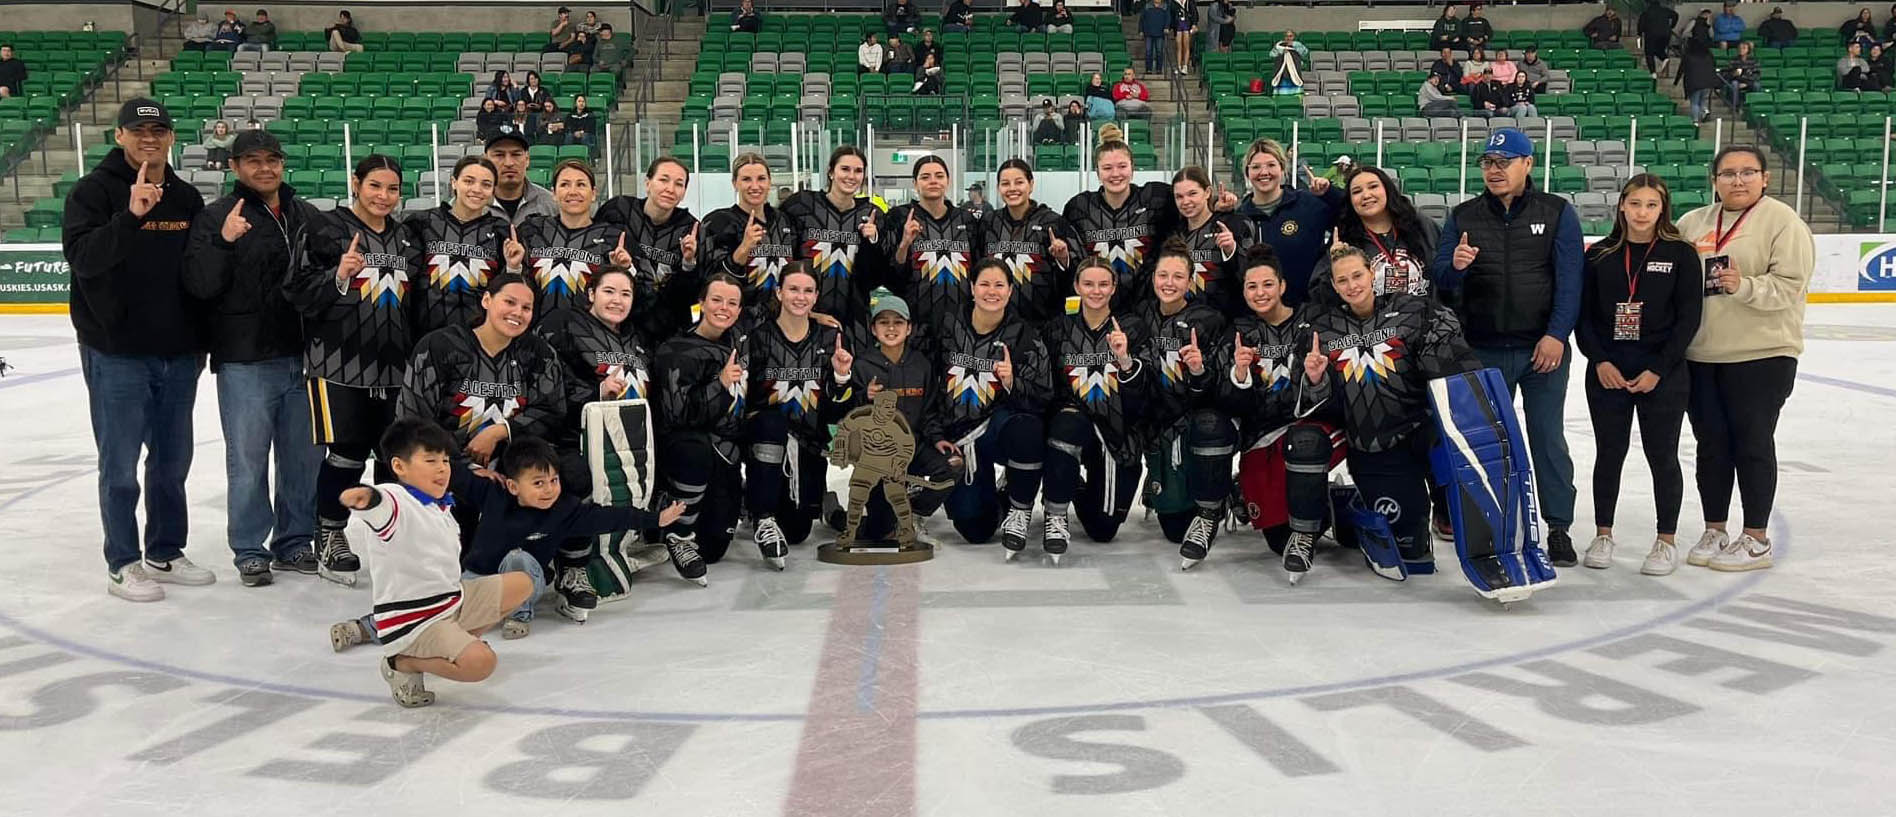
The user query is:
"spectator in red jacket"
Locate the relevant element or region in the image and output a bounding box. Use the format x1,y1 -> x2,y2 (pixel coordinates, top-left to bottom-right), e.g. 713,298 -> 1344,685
1113,67 -> 1151,117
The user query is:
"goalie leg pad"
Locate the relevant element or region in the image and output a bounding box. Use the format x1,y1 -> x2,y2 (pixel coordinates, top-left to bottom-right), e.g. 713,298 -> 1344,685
1344,491 -> 1407,582
1428,369 -> 1558,602
581,400 -> 660,603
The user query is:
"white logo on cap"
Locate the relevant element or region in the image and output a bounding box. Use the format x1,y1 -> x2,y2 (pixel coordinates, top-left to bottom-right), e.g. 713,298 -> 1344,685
137,106 -> 160,118
1488,133 -> 1506,147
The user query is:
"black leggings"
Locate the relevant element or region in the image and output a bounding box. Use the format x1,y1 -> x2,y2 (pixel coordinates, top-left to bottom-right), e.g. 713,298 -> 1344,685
944,408 -> 1045,543
1346,433 -> 1432,561
1687,357 -> 1796,531
1586,364 -> 1688,534
743,411 -> 828,544
658,436 -> 743,563
1154,410 -> 1238,543
317,443 -> 394,528
1044,408 -> 1144,542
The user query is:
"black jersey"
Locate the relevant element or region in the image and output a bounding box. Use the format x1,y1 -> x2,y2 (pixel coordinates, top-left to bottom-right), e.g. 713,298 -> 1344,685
1133,299 -> 1227,426
927,313 -> 1051,443
981,202 -> 1080,326
1043,311 -> 1152,461
405,205 -> 513,335
1304,294 -> 1480,453
286,208 -> 420,389
594,195 -> 700,347
653,327 -> 748,462
881,200 -> 982,334
782,190 -> 885,323
1062,181 -> 1177,307
1166,212 -> 1253,318
536,307 -> 650,449
516,215 -> 625,322
1220,306 -> 1318,449
701,203 -> 799,310
396,325 -> 566,449
745,318 -> 857,451
854,345 -> 942,443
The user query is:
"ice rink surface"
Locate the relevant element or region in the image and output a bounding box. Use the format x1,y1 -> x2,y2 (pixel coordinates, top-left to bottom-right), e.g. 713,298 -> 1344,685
0,306 -> 1893,817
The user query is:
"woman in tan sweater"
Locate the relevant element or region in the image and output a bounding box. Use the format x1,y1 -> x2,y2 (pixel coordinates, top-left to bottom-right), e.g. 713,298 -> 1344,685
1672,146 -> 1814,574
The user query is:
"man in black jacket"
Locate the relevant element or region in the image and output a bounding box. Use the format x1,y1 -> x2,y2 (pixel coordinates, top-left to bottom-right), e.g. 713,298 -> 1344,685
1639,0 -> 1680,72
62,98 -> 212,602
182,129 -> 325,587
1433,128 -> 1584,567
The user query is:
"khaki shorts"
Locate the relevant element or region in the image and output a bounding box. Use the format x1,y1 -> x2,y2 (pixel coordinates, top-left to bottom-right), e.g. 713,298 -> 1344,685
401,575 -> 509,661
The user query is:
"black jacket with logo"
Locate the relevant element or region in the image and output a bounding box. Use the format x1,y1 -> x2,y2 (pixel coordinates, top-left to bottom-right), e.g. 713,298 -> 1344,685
701,203 -> 800,315
1438,183 -> 1578,347
183,181 -> 320,369
980,202 -> 1082,326
404,204 -> 514,335
1062,181 -> 1179,309
397,325 -> 565,450
516,214 -> 625,323
1134,299 -> 1226,427
286,208 -> 420,389
1043,311 -> 1152,461
1166,212 -> 1254,318
927,312 -> 1051,442
1218,306 -> 1317,449
1303,294 -> 1480,453
782,190 -> 886,324
62,148 -> 207,356
853,345 -> 943,443
594,195 -> 700,347
745,318 -> 858,452
536,306 -> 651,450
653,327 -> 748,462
880,200 -> 983,336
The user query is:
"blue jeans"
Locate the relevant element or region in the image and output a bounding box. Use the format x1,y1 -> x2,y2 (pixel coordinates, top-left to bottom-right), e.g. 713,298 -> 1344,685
1144,34 -> 1165,71
1688,88 -> 1709,121
216,356 -> 321,564
1474,344 -> 1576,530
80,346 -> 205,572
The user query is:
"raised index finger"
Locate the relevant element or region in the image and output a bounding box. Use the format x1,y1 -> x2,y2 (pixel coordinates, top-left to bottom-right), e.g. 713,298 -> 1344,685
1189,327 -> 1198,347
137,160 -> 150,184
346,232 -> 360,253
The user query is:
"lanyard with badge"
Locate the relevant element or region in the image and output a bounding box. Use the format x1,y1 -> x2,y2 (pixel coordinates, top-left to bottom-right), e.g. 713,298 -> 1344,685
1699,203 -> 1753,295
1616,242 -> 1653,341
1364,229 -> 1410,294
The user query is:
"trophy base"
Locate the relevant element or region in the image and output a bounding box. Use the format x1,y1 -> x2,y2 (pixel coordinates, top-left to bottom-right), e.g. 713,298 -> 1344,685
817,540 -> 936,565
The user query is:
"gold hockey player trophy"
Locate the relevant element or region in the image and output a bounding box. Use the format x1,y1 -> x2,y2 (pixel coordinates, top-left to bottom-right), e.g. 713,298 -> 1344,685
818,389 -> 941,565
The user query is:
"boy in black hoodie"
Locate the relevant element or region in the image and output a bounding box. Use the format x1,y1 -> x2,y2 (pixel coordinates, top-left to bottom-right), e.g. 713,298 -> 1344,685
63,98 -> 211,603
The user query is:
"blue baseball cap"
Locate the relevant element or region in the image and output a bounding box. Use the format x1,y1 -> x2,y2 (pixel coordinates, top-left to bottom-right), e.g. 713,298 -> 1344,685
1483,128 -> 1534,159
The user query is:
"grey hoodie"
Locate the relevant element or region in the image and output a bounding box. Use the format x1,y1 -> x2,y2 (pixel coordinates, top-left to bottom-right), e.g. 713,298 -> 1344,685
490,182 -> 559,226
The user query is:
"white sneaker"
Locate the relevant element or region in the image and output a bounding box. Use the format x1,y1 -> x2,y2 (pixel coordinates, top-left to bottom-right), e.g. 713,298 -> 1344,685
144,555 -> 216,586
1640,539 -> 1679,576
107,562 -> 165,602
1685,529 -> 1729,567
1708,534 -> 1773,572
1582,534 -> 1616,569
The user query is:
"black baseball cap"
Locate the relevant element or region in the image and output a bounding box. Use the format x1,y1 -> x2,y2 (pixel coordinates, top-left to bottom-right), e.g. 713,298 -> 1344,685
484,125 -> 532,152
230,129 -> 284,159
117,98 -> 173,130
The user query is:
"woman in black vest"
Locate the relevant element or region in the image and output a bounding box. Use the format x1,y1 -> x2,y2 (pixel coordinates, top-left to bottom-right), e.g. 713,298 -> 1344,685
1576,174 -> 1702,576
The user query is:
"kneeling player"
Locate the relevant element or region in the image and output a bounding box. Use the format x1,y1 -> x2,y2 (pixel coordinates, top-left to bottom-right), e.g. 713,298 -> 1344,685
650,273 -> 751,586
1042,257 -> 1150,562
1132,242 -> 1229,558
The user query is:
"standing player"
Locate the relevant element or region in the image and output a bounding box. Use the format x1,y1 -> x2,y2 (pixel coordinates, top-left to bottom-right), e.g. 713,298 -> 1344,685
407,156 -> 524,334
1062,127 -> 1178,306
881,156 -> 983,347
515,160 -> 630,322
1163,166 -> 1251,317
981,159 -> 1081,325
702,153 -> 801,319
595,157 -> 700,347
782,146 -> 886,331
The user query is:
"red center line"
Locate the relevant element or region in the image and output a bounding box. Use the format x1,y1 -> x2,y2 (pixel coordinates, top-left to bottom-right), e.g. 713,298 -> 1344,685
783,563 -> 922,817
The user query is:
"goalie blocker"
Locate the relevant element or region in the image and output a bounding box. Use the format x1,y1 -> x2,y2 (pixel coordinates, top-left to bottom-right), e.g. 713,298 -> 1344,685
1427,368 -> 1559,603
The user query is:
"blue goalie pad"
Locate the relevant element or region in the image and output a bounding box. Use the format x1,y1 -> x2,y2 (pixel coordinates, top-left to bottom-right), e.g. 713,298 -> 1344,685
1427,369 -> 1559,603
1343,491 -> 1408,582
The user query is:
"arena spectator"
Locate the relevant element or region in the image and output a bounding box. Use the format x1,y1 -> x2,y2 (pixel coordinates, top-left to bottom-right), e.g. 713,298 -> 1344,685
510,99 -> 530,133
1430,47 -> 1465,91
1463,4 -> 1494,49
578,10 -> 601,36
1209,0 -> 1237,53
1012,0 -> 1048,33
1436,127 -> 1585,568
1170,0 -> 1198,74
1083,72 -> 1114,118
1419,72 -> 1461,116
917,29 -> 944,70
1462,46 -> 1492,83
213,11 -> 245,52
1759,6 -> 1798,49
1268,31 -> 1308,94
62,98 -> 211,602
1839,41 -> 1878,89
944,0 -> 975,32
563,30 -> 594,69
183,15 -> 217,52
1431,5 -> 1464,52
485,70 -> 517,101
476,98 -> 510,141
1470,77 -> 1506,117
245,118 -> 262,130
517,70 -> 551,108
547,6 -> 576,51
1871,43 -> 1895,87
1048,1 -> 1076,33
1884,3 -> 1896,41
1490,47 -> 1518,84
564,95 -> 597,147
593,24 -> 629,74
1519,45 -> 1551,93
1033,99 -> 1066,144
535,100 -> 562,144
203,120 -> 235,169
885,33 -> 916,74
1640,0 -> 1679,72
1678,36 -> 1720,120
1113,67 -> 1151,116
859,33 -> 885,74
886,0 -> 920,34
912,53 -> 944,94
1713,1 -> 1745,49
326,10 -> 363,53
1722,40 -> 1761,106
1140,0 -> 1169,73
0,45 -> 24,98
1584,6 -> 1624,49
1689,8 -> 1714,43
240,9 -> 277,52
732,0 -> 763,32
1062,99 -> 1088,141
1841,7 -> 1878,47
1505,71 -> 1537,116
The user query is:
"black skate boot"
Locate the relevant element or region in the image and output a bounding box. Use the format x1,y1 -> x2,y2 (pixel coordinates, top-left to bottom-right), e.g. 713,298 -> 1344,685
1000,507 -> 1032,560
556,565 -> 599,623
1283,530 -> 1316,585
666,533 -> 709,587
1043,512 -> 1070,565
1179,511 -> 1220,570
317,527 -> 360,587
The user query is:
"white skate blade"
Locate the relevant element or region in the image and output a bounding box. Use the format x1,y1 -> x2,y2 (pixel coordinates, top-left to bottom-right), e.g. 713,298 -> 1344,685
1364,558 -> 1408,582
1180,556 -> 1202,571
690,576 -> 709,587
1004,549 -> 1020,562
556,602 -> 589,624
1473,578 -> 1555,603
767,556 -> 786,571
1048,552 -> 1063,566
1286,569 -> 1305,586
318,566 -> 358,587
